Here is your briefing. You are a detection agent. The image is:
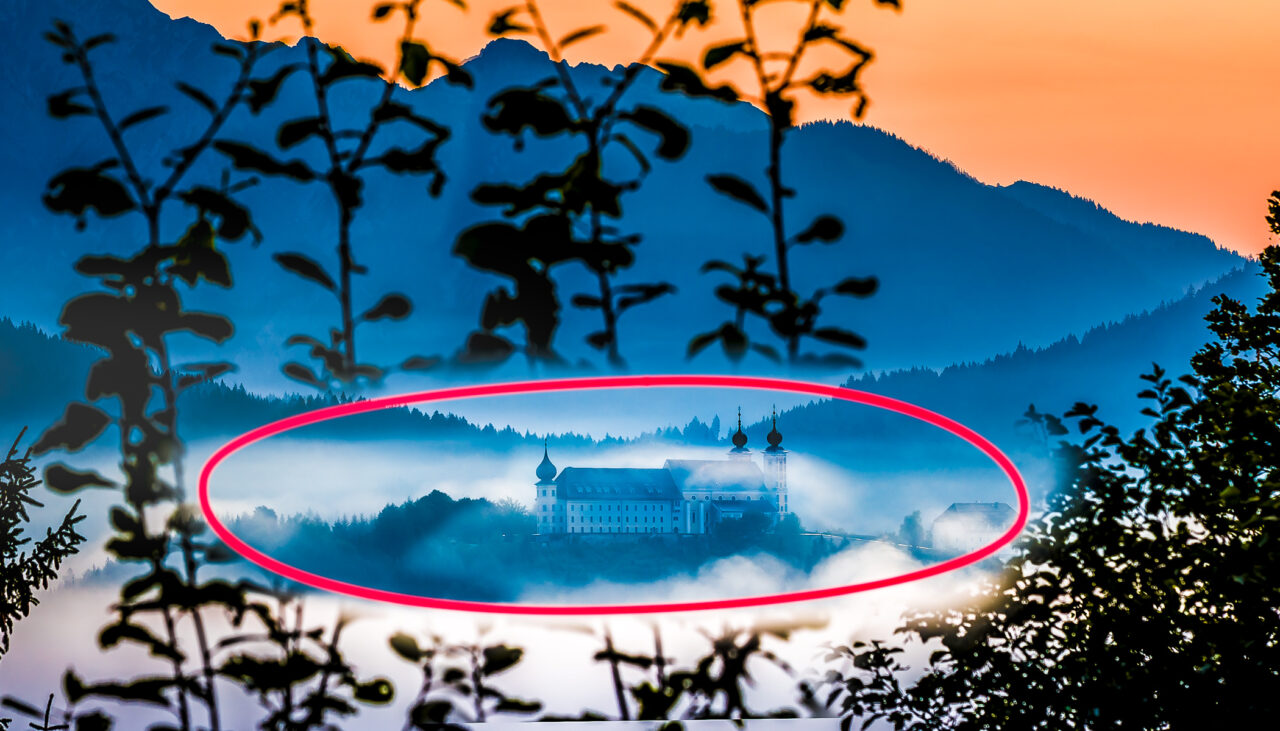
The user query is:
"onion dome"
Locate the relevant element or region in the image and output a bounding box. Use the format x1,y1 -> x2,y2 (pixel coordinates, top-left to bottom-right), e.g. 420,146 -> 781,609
731,408 -> 749,450
536,441 -> 557,482
766,407 -> 783,450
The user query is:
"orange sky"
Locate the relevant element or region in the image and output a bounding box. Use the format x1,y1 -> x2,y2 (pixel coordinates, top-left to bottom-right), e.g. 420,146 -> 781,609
151,0 -> 1280,256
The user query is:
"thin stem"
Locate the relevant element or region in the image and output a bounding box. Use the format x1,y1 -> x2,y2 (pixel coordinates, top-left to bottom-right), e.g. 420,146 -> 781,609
399,650 -> 436,731
780,0 -> 825,91
738,0 -> 807,360
594,242 -> 624,368
604,627 -> 631,720
136,509 -> 193,731
156,45 -> 262,206
577,2 -> 683,367
70,40 -> 152,214
348,0 -> 424,172
470,646 -> 486,722
653,625 -> 667,686
181,535 -> 221,731
302,615 -> 347,729
298,6 -> 357,377
524,1 -> 590,120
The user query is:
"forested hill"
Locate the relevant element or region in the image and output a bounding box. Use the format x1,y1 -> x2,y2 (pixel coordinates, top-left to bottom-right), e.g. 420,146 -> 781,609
756,263 -> 1269,450
2,262 -> 1267,455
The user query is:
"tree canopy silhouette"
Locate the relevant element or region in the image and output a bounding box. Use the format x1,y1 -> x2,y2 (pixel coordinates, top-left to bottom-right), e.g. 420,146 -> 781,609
827,238 -> 1280,728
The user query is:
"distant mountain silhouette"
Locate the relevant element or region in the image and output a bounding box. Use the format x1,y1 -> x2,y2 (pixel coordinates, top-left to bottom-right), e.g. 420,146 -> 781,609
0,0 -> 1246,390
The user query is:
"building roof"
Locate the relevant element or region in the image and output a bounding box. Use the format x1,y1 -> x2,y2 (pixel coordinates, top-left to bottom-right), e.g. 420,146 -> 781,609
554,467 -> 681,501
663,460 -> 769,493
933,502 -> 1016,528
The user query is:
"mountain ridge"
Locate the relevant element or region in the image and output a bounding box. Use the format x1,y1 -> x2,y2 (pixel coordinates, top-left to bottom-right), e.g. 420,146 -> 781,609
0,0 -> 1246,392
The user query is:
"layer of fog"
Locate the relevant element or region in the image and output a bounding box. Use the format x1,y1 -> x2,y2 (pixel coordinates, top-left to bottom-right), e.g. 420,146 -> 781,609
0,543 -> 987,729
202,437 -> 1031,538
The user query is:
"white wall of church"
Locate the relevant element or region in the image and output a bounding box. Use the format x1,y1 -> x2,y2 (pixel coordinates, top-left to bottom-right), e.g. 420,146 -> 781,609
562,500 -> 677,534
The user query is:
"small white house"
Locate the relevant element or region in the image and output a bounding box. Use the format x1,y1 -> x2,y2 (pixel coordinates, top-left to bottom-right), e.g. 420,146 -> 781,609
931,502 -> 1016,554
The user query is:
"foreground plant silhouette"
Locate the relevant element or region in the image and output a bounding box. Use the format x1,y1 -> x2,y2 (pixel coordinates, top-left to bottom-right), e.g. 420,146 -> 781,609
24,20 -> 392,731
215,0 -> 470,390
826,241 -> 1280,725
685,0 -> 899,366
455,0 -> 707,369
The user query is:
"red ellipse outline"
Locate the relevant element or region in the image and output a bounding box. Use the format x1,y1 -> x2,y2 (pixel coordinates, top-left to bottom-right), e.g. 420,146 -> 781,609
198,375 -> 1028,615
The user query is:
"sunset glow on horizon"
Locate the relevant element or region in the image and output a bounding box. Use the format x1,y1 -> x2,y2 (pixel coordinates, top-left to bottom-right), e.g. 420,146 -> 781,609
150,0 -> 1280,256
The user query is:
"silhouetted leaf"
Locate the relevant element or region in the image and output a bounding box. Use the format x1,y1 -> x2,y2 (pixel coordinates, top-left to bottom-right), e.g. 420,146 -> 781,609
656,62 -> 738,102
214,141 -> 314,180
833,276 -> 877,297
48,90 -> 92,118
401,355 -> 441,371
179,187 -> 258,242
176,361 -> 235,390
277,116 -> 323,149
44,165 -> 136,223
170,220 -> 232,287
721,322 -> 748,361
178,312 -> 234,343
687,330 -> 719,359
489,9 -> 530,35
484,87 -> 575,137
586,330 -> 612,349
212,42 -> 245,59
676,0 -> 711,28
481,645 -> 523,675
399,41 -> 431,85
176,82 -> 218,114
373,3 -> 395,19
751,342 -> 782,362
119,106 -> 168,131
1,697 -> 42,718
813,327 -> 866,349
44,463 -> 115,492
75,711 -> 112,731
616,282 -> 675,311
352,679 -> 394,704
616,2 -> 657,32
494,698 -> 542,714
33,403 -> 111,455
283,361 -> 324,388
83,32 -> 116,50
361,293 -> 411,321
274,252 -> 336,291
321,47 -> 384,84
410,700 -> 453,726
707,174 -> 768,213
559,26 -> 605,49
247,64 -> 300,113
620,106 -> 689,159
389,632 -> 424,665
704,41 -> 746,70
794,215 -> 844,244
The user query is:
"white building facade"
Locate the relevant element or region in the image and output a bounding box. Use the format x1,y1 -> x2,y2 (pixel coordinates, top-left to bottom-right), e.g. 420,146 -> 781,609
533,411 -> 790,535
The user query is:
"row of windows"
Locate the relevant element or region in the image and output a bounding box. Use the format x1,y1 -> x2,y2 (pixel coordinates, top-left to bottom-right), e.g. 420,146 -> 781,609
570,515 -> 666,524
568,526 -> 675,534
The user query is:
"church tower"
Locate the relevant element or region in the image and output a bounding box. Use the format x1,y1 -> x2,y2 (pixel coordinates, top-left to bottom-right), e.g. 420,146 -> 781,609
763,408 -> 788,513
534,440 -> 560,533
728,407 -> 751,462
